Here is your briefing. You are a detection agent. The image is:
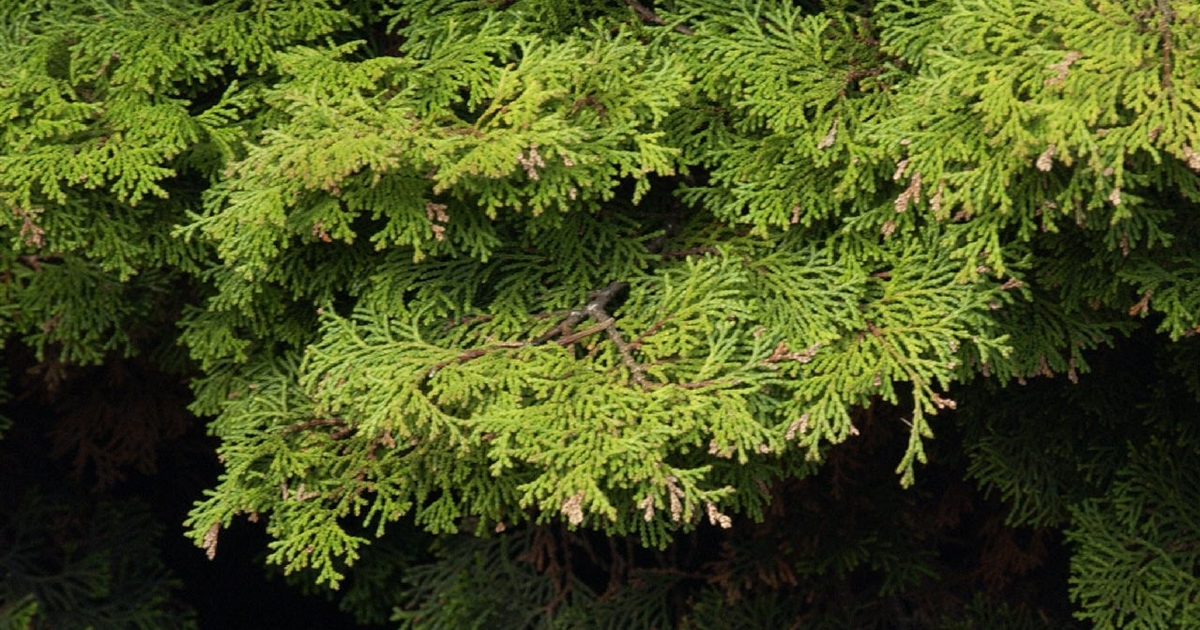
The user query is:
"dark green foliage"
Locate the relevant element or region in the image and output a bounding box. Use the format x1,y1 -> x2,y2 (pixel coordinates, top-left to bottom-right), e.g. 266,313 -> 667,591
383,410 -> 1084,629
0,491 -> 194,630
3,0 -> 1200,627
1068,441 -> 1200,630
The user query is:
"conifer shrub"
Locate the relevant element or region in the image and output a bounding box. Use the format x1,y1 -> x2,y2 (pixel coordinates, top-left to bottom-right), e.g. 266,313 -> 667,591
2,0 -> 1199,627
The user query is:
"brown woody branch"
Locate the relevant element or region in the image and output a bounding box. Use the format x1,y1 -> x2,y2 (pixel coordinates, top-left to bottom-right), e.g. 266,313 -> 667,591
283,418 -> 346,434
623,0 -> 694,35
281,418 -> 354,441
428,282 -> 657,390
532,282 -> 627,346
556,318 -> 614,346
599,310 -> 650,391
430,342 -> 526,374
532,310 -> 589,346
532,281 -> 652,390
677,378 -> 727,390
442,314 -> 494,330
763,341 -> 820,365
631,316 -> 670,350
584,285 -> 651,390
660,245 -> 718,259
1157,0 -> 1175,91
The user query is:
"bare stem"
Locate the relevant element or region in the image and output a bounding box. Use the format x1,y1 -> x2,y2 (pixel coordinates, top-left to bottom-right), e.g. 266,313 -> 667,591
532,281 -> 652,390
623,0 -> 694,35
283,418 -> 346,434
1158,0 -> 1175,91
591,304 -> 650,390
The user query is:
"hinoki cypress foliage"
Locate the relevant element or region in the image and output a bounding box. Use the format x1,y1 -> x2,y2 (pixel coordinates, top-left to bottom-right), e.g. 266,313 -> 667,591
2,0 -> 1198,627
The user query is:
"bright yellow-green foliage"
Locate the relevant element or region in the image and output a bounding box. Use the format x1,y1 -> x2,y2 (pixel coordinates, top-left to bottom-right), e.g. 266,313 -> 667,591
3,1 -> 1199,628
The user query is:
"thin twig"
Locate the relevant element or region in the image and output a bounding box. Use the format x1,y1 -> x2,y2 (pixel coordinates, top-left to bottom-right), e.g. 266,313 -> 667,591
677,379 -> 723,390
556,318 -> 614,346
531,281 -> 653,390
583,284 -> 651,389
532,282 -> 626,345
587,281 -> 631,309
430,342 -> 525,373
593,306 -> 650,390
283,418 -> 346,434
441,313 -> 494,330
660,245 -> 718,259
631,316 -> 670,349
532,311 -> 589,345
1157,0 -> 1175,91
623,0 -> 694,35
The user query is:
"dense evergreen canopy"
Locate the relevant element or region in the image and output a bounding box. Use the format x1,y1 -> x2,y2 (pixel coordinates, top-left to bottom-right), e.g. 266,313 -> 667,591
2,0 -> 1199,628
